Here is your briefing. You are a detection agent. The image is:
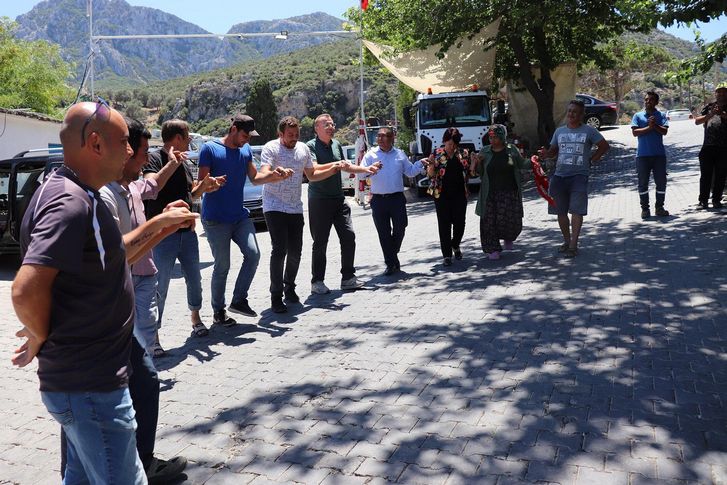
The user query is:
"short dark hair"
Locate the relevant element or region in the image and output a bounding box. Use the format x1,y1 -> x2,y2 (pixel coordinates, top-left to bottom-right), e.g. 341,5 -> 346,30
377,126 -> 395,136
645,90 -> 660,103
278,116 -> 299,133
442,127 -> 462,145
568,99 -> 585,111
124,117 -> 151,156
161,119 -> 189,143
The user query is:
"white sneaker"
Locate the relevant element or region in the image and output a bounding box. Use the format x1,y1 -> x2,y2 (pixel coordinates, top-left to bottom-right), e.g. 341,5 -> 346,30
311,281 -> 330,295
340,276 -> 365,291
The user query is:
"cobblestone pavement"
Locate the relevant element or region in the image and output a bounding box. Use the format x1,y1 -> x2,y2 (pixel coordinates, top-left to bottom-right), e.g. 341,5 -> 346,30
1,121 -> 726,484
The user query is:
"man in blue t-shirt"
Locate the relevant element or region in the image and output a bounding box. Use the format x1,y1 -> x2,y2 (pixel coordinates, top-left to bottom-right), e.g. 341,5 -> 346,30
198,114 -> 290,323
539,99 -> 609,258
632,90 -> 669,219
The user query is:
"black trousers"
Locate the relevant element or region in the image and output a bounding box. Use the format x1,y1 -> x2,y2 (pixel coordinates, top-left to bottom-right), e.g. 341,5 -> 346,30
699,146 -> 727,204
636,156 -> 667,209
370,192 -> 408,268
61,336 -> 159,476
434,195 -> 467,258
309,197 -> 356,283
264,211 -> 304,296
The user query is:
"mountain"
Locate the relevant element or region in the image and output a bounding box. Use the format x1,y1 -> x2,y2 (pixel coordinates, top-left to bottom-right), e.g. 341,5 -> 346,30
13,0 -> 346,86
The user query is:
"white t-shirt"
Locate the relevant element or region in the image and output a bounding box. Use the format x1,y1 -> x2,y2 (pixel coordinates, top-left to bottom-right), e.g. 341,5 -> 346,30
261,139 -> 313,213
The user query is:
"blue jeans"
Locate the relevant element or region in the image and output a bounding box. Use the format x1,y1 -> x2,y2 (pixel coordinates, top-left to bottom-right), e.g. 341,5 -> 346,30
43,388 -> 146,484
132,274 -> 158,355
152,230 -> 203,326
203,218 -> 260,312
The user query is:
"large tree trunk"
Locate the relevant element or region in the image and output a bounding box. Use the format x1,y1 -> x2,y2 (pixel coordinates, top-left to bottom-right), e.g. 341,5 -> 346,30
510,34 -> 556,147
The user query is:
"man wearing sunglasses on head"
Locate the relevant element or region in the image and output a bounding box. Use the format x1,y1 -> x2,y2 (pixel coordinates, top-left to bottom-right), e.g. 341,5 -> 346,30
360,127 -> 426,276
11,100 -> 198,484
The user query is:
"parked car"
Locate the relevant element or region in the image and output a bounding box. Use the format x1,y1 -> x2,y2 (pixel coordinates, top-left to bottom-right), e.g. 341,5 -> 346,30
666,109 -> 693,121
0,149 -> 63,255
576,94 -> 619,129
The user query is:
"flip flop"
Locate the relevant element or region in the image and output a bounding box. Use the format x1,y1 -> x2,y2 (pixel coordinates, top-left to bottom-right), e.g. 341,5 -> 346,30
191,322 -> 209,337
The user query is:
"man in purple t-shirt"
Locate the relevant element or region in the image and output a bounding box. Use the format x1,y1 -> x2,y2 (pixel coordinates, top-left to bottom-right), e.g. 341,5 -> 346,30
11,102 -> 197,484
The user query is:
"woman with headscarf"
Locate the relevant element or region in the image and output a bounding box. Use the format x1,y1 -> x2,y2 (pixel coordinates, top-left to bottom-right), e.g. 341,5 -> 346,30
474,124 -> 528,260
426,127 -> 470,266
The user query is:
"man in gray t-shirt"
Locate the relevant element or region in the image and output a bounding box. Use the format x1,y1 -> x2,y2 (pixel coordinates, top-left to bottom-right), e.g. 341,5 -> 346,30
539,100 -> 609,257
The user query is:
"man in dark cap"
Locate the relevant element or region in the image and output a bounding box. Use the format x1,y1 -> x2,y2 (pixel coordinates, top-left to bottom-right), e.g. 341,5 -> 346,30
198,114 -> 291,322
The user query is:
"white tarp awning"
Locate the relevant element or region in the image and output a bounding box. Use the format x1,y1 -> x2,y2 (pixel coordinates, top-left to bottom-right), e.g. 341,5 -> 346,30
362,19 -> 500,94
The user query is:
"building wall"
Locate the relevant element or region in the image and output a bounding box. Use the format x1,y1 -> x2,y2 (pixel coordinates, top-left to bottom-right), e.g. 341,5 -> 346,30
0,113 -> 61,159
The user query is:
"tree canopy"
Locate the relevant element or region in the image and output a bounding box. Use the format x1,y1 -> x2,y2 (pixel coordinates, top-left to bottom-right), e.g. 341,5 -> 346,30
245,78 -> 279,143
0,18 -> 72,116
347,1 -> 726,144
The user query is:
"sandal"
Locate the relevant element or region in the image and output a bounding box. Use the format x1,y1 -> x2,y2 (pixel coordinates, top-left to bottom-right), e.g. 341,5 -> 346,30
563,247 -> 578,258
558,243 -> 569,253
191,322 -> 209,337
151,342 -> 166,358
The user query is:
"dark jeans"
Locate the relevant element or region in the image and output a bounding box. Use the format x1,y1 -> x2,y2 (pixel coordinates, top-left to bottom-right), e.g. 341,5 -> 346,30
309,197 -> 356,283
370,192 -> 408,268
699,145 -> 727,204
61,336 -> 159,476
636,156 -> 667,209
264,211 -> 304,296
434,195 -> 467,258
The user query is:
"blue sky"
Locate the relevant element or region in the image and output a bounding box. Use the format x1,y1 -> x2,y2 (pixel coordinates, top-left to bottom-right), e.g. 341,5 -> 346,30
2,1 -> 726,43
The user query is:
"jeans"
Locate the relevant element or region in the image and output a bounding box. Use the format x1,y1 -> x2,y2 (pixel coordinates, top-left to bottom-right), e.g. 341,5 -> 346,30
203,217 -> 260,311
308,197 -> 356,283
132,274 -> 158,355
636,156 -> 667,209
698,146 -> 727,204
370,192 -> 408,267
61,337 -> 160,477
434,195 -> 467,258
264,211 -> 304,296
152,230 -> 203,326
44,388 -> 146,485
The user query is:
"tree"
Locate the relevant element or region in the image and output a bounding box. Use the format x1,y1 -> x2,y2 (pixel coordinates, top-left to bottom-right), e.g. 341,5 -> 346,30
0,18 -> 72,115
347,1 -> 725,145
245,78 -> 278,142
581,40 -> 674,118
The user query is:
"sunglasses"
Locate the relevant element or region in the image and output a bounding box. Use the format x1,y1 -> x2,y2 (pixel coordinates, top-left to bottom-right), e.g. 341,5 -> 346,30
80,97 -> 111,147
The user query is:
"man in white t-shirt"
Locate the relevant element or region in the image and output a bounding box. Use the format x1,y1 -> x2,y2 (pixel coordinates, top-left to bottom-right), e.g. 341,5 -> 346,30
260,116 -> 344,313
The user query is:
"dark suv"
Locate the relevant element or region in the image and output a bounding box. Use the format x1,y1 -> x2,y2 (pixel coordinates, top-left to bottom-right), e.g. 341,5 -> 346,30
576,94 -> 618,129
0,150 -> 64,255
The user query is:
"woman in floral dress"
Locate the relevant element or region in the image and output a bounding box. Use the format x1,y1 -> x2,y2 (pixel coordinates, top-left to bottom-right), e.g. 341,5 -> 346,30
474,124 -> 528,260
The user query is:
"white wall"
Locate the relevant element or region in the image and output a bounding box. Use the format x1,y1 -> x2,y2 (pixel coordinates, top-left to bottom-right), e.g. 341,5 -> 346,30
0,112 -> 61,159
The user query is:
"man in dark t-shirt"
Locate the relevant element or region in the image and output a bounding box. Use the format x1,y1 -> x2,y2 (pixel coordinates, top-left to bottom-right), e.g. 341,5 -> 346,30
695,86 -> 727,209
306,113 -> 378,294
143,119 -> 223,341
11,102 -> 196,483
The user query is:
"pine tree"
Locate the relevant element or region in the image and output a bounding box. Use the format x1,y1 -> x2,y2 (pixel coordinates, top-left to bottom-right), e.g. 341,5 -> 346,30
245,78 -> 278,143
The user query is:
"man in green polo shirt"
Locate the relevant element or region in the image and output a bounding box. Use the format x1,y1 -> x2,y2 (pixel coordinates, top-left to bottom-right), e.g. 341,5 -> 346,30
306,113 -> 379,294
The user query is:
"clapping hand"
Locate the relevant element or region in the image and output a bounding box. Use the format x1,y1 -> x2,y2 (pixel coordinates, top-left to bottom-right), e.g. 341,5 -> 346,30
647,116 -> 656,127
163,200 -> 198,230
273,167 -> 294,179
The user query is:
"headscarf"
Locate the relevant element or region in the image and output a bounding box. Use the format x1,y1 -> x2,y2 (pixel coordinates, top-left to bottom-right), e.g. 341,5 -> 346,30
488,124 -> 507,144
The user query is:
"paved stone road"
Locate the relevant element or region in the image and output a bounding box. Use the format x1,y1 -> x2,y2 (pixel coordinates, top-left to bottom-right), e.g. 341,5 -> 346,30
1,121 -> 726,484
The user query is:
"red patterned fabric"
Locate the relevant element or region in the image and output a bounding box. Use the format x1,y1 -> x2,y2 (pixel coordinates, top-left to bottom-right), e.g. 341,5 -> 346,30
530,155 -> 556,207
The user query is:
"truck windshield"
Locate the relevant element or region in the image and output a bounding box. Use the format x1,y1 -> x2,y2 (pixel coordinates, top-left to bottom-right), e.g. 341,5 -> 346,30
419,96 -> 490,129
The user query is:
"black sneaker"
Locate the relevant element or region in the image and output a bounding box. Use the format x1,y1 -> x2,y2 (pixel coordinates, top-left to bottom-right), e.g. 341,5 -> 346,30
213,310 -> 237,327
146,455 -> 187,484
655,207 -> 670,217
284,289 -> 300,303
271,296 -> 288,313
713,200 -> 723,209
641,208 -> 651,219
697,201 -> 709,210
228,299 -> 257,317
